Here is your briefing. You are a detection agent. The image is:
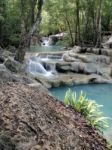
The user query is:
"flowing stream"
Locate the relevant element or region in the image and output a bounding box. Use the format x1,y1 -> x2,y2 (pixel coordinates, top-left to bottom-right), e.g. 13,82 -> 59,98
27,54 -> 62,76
27,38 -> 112,142
27,37 -> 64,76
28,37 -> 64,53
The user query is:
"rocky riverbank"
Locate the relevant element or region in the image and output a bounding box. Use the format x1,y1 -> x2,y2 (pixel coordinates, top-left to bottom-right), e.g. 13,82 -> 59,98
0,46 -> 112,149
1,46 -> 112,88
0,82 -> 109,150
27,46 -> 112,88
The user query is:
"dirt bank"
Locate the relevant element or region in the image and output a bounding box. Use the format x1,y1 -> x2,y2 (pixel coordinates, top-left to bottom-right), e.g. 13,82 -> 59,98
0,83 -> 108,150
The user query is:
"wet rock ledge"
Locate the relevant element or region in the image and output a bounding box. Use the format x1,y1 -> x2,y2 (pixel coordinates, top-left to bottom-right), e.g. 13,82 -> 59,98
0,83 -> 108,150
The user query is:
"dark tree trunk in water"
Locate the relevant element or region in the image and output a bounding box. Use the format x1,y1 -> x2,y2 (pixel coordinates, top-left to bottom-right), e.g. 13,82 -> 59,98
14,0 -> 43,63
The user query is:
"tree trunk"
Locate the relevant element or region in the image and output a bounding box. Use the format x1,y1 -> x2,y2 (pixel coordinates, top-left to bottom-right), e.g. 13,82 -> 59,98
13,0 -> 26,63
31,0 -> 38,25
31,0 -> 35,25
75,0 -> 80,45
95,0 -> 103,48
14,0 -> 43,63
64,13 -> 74,46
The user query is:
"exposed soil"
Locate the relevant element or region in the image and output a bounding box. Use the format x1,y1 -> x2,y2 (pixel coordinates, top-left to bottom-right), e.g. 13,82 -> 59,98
0,83 -> 109,150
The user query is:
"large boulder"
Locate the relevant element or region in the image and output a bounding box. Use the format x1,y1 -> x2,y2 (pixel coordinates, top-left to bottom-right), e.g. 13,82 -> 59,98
71,62 -> 103,75
1,50 -> 13,58
101,49 -> 112,57
56,62 -> 71,72
84,63 -> 101,75
0,63 -> 37,84
71,62 -> 85,73
35,71 -> 112,88
85,48 -> 112,58
71,46 -> 82,53
7,45 -> 17,53
0,83 -> 108,150
0,64 -> 13,83
63,50 -> 111,65
76,54 -> 110,64
103,36 -> 112,48
94,55 -> 110,65
57,61 -> 102,75
4,57 -> 25,73
0,50 -> 14,63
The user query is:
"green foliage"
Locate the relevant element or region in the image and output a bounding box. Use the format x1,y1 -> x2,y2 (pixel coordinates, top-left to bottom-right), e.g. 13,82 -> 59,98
1,0 -> 112,47
41,0 -> 112,46
0,14 -> 4,22
64,89 -> 109,130
9,34 -> 20,47
55,36 -> 70,47
108,142 -> 112,150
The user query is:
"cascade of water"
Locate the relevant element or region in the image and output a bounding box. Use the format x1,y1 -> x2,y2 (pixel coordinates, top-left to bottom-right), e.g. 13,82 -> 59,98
28,60 -> 48,75
28,60 -> 51,75
44,39 -> 49,46
27,57 -> 56,77
27,53 -> 61,77
42,37 -> 50,46
49,63 -> 57,74
44,62 -> 57,74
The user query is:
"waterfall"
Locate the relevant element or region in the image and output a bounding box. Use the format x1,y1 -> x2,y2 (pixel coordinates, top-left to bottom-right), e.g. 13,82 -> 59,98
43,39 -> 49,46
27,56 -> 57,77
44,63 -> 57,74
27,52 -> 64,77
41,37 -> 50,46
27,60 -> 53,76
28,60 -> 48,74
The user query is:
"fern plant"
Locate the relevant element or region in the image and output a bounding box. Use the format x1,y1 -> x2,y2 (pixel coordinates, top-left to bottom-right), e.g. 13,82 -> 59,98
64,89 -> 109,130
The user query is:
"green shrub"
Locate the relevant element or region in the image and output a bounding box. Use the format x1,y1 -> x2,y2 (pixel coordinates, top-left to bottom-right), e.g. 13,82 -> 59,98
64,89 -> 109,131
9,34 -> 20,47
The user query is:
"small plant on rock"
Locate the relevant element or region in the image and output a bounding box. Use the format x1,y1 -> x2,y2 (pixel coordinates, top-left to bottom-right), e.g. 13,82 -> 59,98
64,89 -> 109,131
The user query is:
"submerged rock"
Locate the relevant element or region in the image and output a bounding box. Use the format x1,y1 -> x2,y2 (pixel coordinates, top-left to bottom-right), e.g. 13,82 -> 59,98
0,83 -> 108,150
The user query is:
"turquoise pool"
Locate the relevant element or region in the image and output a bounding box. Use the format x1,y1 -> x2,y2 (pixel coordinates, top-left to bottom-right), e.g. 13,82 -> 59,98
28,45 -> 64,52
50,84 -> 112,141
50,84 -> 112,119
